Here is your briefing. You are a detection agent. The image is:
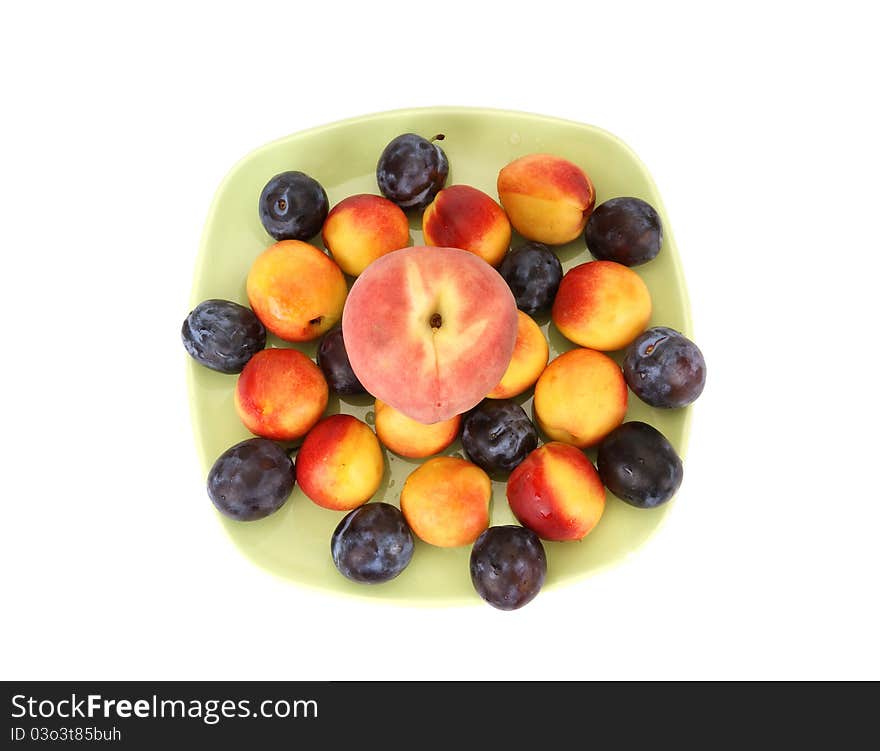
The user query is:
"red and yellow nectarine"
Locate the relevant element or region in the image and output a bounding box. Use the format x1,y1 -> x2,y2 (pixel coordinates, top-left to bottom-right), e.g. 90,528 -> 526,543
534,348 -> 627,448
552,260 -> 651,351
487,310 -> 549,399
321,194 -> 410,276
374,399 -> 460,459
422,185 -> 511,267
400,457 -> 491,547
234,348 -> 328,441
507,442 -> 605,541
497,154 -> 595,245
296,414 -> 384,511
247,240 -> 347,342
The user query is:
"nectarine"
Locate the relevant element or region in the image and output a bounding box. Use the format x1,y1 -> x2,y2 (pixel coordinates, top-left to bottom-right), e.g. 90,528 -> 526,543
497,154 -> 595,245
400,457 -> 491,547
321,194 -> 410,276
552,260 -> 652,351
234,348 -> 328,441
534,348 -> 627,448
422,185 -> 511,266
296,415 -> 384,511
507,442 -> 605,541
374,399 -> 460,459
247,240 -> 347,342
487,310 -> 549,399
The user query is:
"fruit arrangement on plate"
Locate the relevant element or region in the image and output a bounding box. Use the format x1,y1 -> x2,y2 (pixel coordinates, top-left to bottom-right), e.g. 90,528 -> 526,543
183,108 -> 706,609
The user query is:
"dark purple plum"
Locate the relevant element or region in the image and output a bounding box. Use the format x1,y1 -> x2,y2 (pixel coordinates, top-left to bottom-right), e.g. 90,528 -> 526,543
597,422 -> 683,508
470,525 -> 546,610
376,133 -> 448,210
207,438 -> 295,521
317,328 -> 366,396
585,197 -> 663,266
623,327 -> 706,408
497,242 -> 563,315
461,400 -> 538,476
259,171 -> 329,241
331,503 -> 415,584
182,299 -> 266,374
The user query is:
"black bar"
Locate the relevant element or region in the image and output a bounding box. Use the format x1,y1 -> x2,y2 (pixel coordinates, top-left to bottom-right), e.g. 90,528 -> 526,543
2,681 -> 873,747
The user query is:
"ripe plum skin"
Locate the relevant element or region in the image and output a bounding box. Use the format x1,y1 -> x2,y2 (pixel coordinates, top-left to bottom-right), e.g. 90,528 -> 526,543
317,328 -> 366,396
376,133 -> 449,210
597,422 -> 683,508
470,525 -> 547,610
623,327 -> 706,408
461,400 -> 539,475
259,171 -> 329,241
182,299 -> 266,374
207,438 -> 296,521
585,197 -> 663,266
331,503 -> 415,584
497,242 -> 563,315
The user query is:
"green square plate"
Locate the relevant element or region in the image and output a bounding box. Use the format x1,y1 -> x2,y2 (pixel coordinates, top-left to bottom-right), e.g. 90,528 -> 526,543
187,107 -> 692,605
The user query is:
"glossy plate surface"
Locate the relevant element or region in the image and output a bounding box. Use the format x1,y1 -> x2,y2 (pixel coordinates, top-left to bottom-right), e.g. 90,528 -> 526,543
187,107 -> 692,604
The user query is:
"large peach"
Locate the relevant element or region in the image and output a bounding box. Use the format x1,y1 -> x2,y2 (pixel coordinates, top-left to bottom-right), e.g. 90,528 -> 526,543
374,399 -> 460,459
507,442 -> 605,541
534,348 -> 627,448
342,246 -> 518,424
234,348 -> 328,441
497,154 -> 596,245
296,415 -> 384,510
400,457 -> 491,547
247,240 -> 347,342
321,194 -> 410,276
552,260 -> 651,350
487,310 -> 549,399
422,185 -> 512,266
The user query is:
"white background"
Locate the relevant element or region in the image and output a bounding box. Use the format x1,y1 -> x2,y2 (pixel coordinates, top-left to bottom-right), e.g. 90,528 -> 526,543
2,1 -> 878,680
